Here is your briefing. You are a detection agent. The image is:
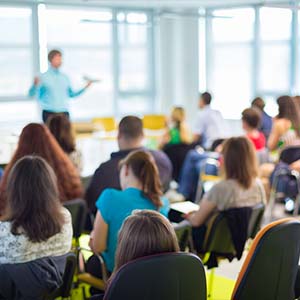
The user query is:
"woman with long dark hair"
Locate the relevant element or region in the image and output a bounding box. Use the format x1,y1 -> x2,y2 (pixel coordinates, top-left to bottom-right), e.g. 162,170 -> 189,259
0,156 -> 72,263
0,123 -> 83,214
88,150 -> 169,275
47,114 -> 82,172
268,95 -> 300,151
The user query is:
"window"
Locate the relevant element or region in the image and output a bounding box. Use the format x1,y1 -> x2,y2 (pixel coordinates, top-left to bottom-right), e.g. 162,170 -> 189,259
0,7 -> 33,97
116,11 -> 154,115
208,8 -> 254,119
258,7 -> 292,93
42,7 -> 114,119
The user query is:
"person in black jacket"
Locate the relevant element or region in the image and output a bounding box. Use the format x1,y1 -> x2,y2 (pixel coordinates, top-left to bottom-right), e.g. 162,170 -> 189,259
85,116 -> 172,214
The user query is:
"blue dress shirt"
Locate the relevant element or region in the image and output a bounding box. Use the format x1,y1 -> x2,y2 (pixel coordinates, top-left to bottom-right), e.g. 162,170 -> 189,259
29,67 -> 85,113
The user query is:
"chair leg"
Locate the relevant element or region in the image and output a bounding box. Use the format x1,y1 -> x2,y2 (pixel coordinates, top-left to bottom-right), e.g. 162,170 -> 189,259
208,268 -> 215,298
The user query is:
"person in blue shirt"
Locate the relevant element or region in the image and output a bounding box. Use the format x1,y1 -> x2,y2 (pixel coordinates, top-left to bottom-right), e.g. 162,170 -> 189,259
28,49 -> 92,123
88,150 -> 170,276
251,97 -> 273,140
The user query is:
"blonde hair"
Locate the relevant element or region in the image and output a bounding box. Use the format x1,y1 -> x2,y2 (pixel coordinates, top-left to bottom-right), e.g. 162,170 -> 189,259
171,107 -> 185,127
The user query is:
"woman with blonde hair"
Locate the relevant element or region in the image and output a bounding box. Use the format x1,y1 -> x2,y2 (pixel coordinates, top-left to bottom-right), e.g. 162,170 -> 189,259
186,136 -> 265,251
160,107 -> 192,148
88,150 -> 169,276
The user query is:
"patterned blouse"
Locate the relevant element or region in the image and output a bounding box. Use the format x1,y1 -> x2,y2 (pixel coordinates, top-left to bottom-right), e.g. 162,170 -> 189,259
0,208 -> 73,264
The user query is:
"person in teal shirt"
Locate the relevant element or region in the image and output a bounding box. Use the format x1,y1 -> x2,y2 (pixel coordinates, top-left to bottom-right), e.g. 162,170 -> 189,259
88,150 -> 170,274
28,49 -> 92,123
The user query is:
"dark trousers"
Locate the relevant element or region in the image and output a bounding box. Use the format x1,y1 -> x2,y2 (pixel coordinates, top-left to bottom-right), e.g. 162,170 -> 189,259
42,110 -> 70,123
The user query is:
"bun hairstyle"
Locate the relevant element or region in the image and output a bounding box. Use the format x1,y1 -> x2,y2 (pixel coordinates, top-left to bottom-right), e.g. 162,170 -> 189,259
119,151 -> 162,208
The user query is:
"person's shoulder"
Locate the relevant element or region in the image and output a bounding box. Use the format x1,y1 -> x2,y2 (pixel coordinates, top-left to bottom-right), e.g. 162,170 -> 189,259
100,188 -> 122,201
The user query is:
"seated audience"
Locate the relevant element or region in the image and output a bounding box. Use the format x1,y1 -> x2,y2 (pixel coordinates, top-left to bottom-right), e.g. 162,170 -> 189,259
159,106 -> 192,148
268,95 -> 300,151
242,107 -> 266,151
47,114 -> 83,172
176,139 -> 224,202
109,210 -> 179,280
85,116 -> 172,213
88,151 -> 169,277
251,97 -> 272,140
194,92 -> 227,149
0,123 -> 83,213
186,137 -> 266,251
0,156 -> 72,264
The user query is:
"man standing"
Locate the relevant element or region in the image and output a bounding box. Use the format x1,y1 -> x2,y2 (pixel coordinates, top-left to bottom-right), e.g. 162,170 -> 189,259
85,116 -> 172,214
194,92 -> 226,149
29,49 -> 92,123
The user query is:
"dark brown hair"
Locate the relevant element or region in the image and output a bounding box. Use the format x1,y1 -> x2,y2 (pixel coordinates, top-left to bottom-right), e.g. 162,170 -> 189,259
48,49 -> 62,62
222,136 -> 258,189
119,151 -> 162,208
114,210 -> 179,273
251,97 -> 265,111
47,114 -> 76,153
118,116 -> 143,140
0,123 -> 83,213
242,107 -> 261,129
200,92 -> 212,105
7,156 -> 65,242
277,95 -> 300,137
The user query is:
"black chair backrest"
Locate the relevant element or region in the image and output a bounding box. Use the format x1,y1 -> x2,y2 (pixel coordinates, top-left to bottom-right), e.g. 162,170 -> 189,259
247,203 -> 265,238
280,146 -> 300,165
163,143 -> 194,181
233,219 -> 300,300
63,199 -> 87,239
104,253 -> 206,300
47,252 -> 77,300
173,220 -> 192,251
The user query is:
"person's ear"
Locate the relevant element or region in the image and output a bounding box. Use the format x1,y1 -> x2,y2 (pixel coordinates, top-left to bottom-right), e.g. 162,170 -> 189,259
124,164 -> 130,176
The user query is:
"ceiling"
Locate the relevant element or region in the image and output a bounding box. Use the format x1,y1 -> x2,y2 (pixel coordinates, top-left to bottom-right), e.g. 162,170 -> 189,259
9,0 -> 299,8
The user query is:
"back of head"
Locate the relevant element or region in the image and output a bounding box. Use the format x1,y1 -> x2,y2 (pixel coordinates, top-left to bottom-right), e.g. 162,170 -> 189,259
222,136 -> 258,189
251,97 -> 265,111
47,114 -> 75,153
6,156 -> 65,242
114,210 -> 179,272
0,123 -> 82,207
118,116 -> 143,141
171,107 -> 185,126
200,92 -> 212,106
277,95 -> 300,136
242,107 -> 261,129
119,150 -> 162,208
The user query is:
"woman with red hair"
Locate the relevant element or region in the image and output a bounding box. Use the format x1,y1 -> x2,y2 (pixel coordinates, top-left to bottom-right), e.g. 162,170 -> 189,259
0,123 -> 83,214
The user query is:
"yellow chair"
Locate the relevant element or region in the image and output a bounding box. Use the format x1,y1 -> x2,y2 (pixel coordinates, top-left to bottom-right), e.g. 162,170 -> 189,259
142,114 -> 166,131
92,117 -> 116,132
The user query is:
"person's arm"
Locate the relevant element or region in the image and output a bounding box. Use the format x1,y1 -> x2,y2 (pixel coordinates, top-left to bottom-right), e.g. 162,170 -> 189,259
193,112 -> 205,143
68,80 -> 92,98
290,160 -> 300,172
267,119 -> 282,151
180,123 -> 192,144
28,77 -> 40,97
89,211 -> 108,253
186,199 -> 217,227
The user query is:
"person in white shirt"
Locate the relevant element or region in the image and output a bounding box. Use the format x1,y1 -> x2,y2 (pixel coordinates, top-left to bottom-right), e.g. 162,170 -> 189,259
194,92 -> 226,149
